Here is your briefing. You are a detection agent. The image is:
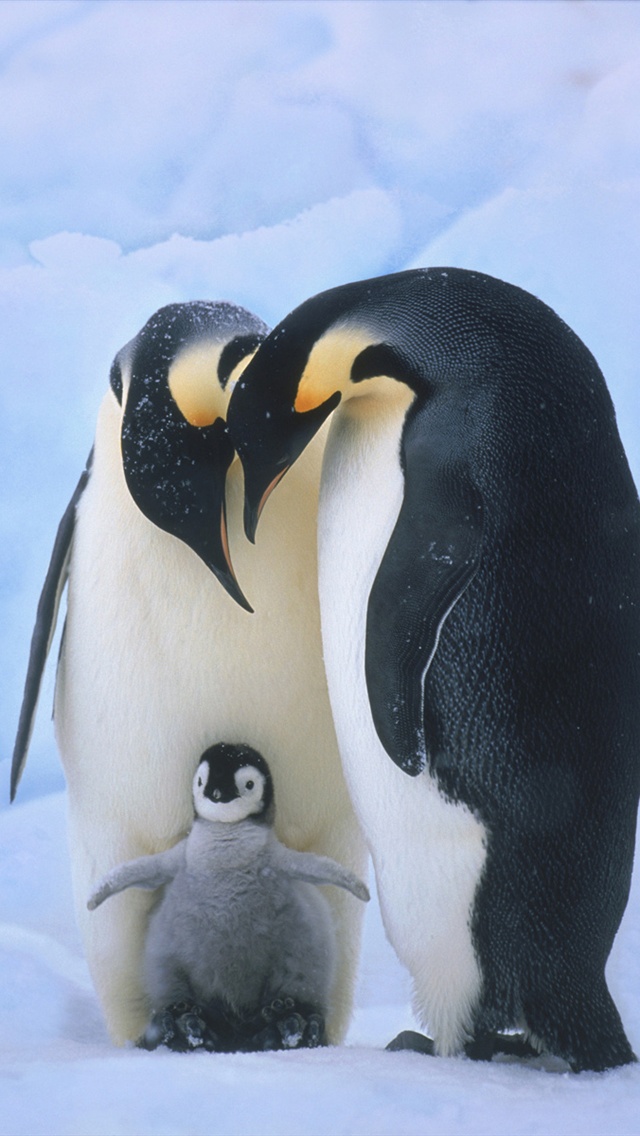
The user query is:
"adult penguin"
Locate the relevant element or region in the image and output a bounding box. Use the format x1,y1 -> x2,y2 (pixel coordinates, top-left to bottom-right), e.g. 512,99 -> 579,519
11,300 -> 367,1047
225,267 -> 640,1072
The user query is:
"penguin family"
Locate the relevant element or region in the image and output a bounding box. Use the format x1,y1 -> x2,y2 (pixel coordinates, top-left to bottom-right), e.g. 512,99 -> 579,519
88,743 -> 369,1053
12,269 -> 640,1073
226,267 -> 640,1073
11,299 -> 367,1047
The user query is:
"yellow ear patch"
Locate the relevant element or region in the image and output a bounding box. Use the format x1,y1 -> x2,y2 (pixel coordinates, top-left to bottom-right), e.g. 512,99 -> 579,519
168,343 -> 225,426
294,326 -> 375,414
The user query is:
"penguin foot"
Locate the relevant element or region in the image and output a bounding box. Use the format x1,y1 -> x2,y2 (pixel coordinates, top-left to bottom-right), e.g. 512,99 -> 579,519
386,1030 -> 436,1056
277,1012 -> 305,1049
260,996 -> 296,1023
238,999 -> 327,1051
176,1009 -> 208,1050
464,1032 -> 539,1062
233,1002 -> 280,1052
138,1002 -> 225,1053
385,1029 -> 540,1063
138,1008 -> 177,1051
305,1013 -> 325,1048
274,1002 -> 326,1050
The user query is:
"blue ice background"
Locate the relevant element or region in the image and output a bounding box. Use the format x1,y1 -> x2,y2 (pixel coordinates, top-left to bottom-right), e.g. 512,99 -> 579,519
1,7 -> 640,1135
1,1 -> 639,807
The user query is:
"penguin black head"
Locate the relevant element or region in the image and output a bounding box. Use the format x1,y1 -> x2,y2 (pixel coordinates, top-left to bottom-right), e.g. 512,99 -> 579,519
192,743 -> 274,825
226,271 -> 430,542
226,266 -> 594,544
116,301 -> 269,612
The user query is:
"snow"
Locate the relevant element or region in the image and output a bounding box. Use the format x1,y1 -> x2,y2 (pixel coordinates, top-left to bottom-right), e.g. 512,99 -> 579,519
1,793 -> 640,1136
1,2 -> 639,1133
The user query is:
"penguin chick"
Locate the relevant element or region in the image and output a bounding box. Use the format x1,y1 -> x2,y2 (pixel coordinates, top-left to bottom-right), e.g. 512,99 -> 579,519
88,743 -> 370,1053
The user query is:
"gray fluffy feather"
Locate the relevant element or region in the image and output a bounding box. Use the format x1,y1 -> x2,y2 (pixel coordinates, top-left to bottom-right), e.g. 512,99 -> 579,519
88,812 -> 369,1016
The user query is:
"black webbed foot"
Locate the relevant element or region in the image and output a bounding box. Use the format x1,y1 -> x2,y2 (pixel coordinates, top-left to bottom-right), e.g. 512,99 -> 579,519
138,1007 -> 178,1051
277,1011 -> 306,1049
139,997 -> 328,1054
386,1030 -> 436,1056
464,1032 -> 539,1062
138,1001 -> 226,1053
304,1012 -> 325,1048
385,1029 -> 540,1063
237,998 -> 327,1051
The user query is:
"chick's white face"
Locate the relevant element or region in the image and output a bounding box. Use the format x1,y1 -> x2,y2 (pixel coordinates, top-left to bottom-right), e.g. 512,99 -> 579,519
192,761 -> 267,823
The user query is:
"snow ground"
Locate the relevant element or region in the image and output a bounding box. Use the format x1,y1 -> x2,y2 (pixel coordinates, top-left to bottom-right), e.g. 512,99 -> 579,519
1,2 -> 640,1133
2,0 -> 640,799
1,793 -> 639,1136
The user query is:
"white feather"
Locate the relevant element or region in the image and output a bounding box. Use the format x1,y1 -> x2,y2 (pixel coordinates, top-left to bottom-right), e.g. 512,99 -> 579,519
317,388 -> 487,1056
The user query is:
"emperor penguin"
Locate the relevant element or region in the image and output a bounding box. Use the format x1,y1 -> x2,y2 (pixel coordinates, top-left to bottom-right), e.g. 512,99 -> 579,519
10,300 -> 368,1046
88,743 -> 369,1053
224,268 -> 640,1073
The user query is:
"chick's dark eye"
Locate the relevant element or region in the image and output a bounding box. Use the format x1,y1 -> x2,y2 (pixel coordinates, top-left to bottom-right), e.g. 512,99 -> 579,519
246,780 -> 254,791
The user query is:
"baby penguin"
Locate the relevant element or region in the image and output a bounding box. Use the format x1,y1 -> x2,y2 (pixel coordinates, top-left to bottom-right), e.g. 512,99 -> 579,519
88,743 -> 369,1052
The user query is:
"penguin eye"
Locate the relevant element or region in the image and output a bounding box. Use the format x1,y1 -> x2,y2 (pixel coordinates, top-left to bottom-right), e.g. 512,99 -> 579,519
245,780 -> 254,791
197,777 -> 203,788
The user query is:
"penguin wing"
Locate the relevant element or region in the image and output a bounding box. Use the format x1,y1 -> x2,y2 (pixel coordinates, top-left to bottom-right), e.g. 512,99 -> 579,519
365,399 -> 484,775
87,841 -> 186,910
271,845 -> 370,902
10,452 -> 93,802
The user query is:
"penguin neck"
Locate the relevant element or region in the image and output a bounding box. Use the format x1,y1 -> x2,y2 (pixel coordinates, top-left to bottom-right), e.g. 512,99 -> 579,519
188,814 -> 271,868
318,386 -> 414,595
316,390 -> 413,766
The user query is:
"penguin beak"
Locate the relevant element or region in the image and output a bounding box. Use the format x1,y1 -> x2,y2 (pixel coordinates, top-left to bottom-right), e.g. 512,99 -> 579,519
122,410 -> 253,612
228,380 -> 341,544
212,499 -> 254,613
242,462 -> 291,545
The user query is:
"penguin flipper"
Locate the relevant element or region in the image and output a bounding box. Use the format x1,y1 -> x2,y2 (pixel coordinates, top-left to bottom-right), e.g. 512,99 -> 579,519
87,841 -> 185,910
365,401 -> 483,775
10,452 -> 93,802
271,846 -> 370,902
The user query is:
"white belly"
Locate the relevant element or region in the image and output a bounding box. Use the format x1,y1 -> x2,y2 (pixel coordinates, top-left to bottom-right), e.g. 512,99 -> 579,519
318,395 -> 487,1054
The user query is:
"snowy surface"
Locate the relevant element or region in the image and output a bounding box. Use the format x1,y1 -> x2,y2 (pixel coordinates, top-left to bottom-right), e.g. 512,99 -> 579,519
1,2 -> 639,1133
0,793 -> 639,1136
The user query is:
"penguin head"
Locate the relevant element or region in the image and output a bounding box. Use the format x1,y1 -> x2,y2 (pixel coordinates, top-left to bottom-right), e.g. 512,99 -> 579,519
226,273 -> 424,542
114,301 -> 269,611
192,742 -> 274,825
